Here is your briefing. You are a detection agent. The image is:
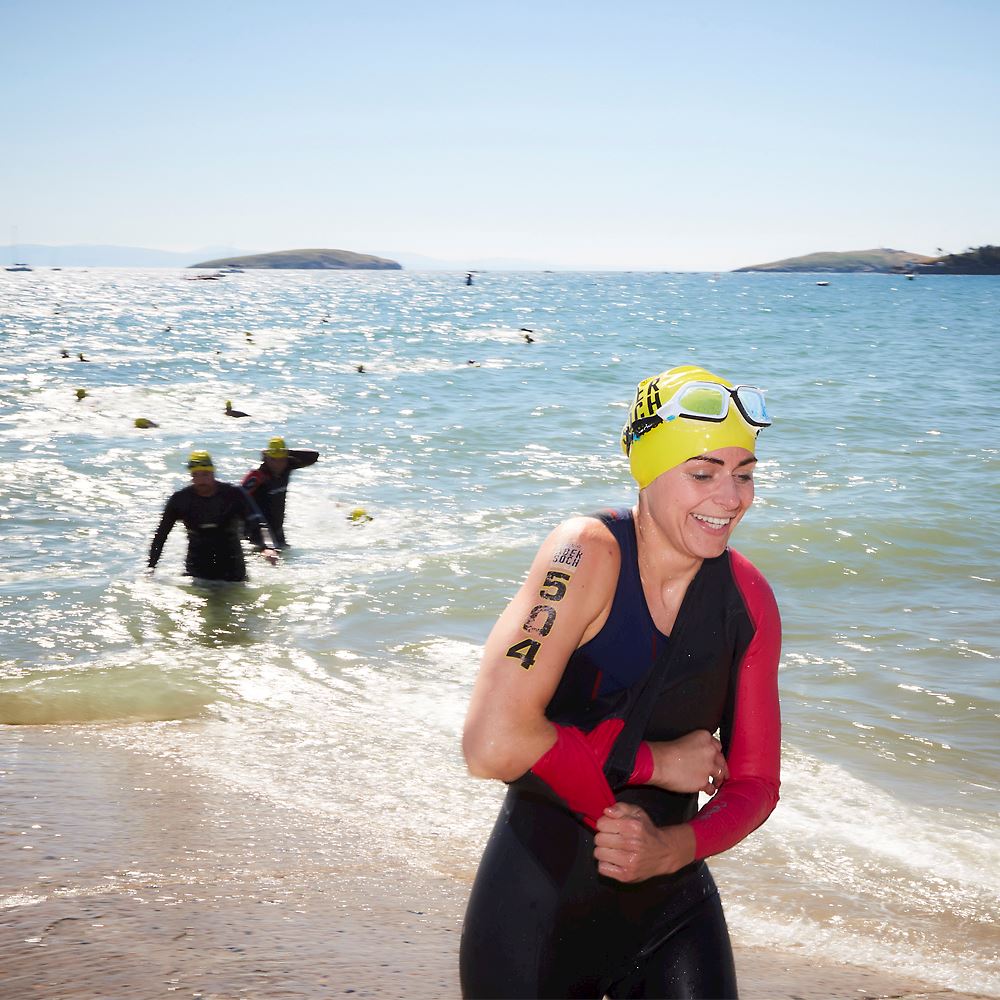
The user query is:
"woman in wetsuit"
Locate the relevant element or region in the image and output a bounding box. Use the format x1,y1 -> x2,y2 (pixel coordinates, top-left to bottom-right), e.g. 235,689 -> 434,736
460,365 -> 781,999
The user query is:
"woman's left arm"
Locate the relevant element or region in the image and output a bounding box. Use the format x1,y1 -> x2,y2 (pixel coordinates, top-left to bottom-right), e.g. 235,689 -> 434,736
688,549 -> 781,859
594,550 -> 781,881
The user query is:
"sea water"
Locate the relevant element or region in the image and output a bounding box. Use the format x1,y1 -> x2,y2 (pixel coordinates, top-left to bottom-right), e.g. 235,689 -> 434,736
1,269 -> 997,994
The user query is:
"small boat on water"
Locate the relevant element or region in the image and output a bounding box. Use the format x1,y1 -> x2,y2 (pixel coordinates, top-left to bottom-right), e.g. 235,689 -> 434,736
5,263 -> 32,272
816,280 -> 830,286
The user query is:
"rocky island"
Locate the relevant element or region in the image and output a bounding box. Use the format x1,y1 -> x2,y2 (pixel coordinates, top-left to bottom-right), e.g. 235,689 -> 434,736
734,248 -> 934,273
735,245 -> 1000,275
913,245 -> 1000,274
190,248 -> 401,270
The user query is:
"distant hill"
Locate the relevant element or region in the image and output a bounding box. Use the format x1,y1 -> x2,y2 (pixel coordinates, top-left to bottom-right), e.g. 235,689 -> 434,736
191,248 -> 402,270
734,248 -> 935,273
913,245 -> 1000,275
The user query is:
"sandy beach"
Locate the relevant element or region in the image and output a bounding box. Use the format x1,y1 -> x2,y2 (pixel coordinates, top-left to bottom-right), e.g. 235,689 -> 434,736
1,728 -> 989,1000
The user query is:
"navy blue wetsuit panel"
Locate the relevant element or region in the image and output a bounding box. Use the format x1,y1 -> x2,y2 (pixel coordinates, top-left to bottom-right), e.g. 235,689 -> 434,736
550,508 -> 669,704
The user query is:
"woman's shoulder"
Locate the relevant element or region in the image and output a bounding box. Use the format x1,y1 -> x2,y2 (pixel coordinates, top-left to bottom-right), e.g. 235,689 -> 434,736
523,515 -> 623,606
726,547 -> 780,623
542,513 -> 621,564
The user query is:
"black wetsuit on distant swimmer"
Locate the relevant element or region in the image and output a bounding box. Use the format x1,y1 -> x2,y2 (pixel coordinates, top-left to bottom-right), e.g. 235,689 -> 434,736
148,483 -> 273,582
460,509 -> 781,999
241,449 -> 318,548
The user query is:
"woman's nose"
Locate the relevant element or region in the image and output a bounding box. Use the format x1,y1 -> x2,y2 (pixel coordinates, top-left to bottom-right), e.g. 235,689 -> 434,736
714,477 -> 743,510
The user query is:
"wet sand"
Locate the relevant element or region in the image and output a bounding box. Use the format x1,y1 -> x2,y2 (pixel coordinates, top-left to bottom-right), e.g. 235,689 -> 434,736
1,728 -> 990,1000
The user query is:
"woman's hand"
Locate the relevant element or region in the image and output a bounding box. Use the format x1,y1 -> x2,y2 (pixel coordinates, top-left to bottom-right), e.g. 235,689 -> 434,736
593,803 -> 696,883
647,729 -> 729,795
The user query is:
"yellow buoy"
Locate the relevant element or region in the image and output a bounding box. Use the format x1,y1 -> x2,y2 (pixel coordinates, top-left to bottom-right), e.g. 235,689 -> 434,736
348,507 -> 373,523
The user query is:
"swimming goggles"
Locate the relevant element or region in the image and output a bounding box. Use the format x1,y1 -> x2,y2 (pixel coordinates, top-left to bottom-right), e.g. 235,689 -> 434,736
629,381 -> 771,444
656,381 -> 771,428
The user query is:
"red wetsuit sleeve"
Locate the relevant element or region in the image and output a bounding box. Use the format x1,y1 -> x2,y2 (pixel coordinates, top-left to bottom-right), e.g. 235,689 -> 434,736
689,549 -> 782,860
241,467 -> 267,494
530,718 -> 648,829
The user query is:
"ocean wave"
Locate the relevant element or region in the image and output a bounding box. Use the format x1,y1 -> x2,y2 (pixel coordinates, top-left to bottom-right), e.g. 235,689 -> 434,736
0,661 -> 218,725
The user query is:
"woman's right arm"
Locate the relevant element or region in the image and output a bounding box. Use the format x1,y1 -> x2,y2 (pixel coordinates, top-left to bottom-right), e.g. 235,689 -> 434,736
147,498 -> 179,569
463,516 -> 618,783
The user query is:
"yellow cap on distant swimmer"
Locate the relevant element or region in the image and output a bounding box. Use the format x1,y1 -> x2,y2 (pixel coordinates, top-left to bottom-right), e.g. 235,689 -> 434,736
263,436 -> 289,458
621,366 -> 764,489
187,450 -> 215,472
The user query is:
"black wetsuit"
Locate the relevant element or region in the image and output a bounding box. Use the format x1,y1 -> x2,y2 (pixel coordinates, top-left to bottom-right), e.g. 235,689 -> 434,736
148,482 -> 272,582
460,509 -> 781,999
241,449 -> 319,548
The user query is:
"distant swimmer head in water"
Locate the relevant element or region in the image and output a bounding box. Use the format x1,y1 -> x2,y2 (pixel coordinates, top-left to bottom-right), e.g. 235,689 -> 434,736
75,388 -> 87,400
225,400 -> 250,417
187,450 -> 216,495
621,365 -> 770,489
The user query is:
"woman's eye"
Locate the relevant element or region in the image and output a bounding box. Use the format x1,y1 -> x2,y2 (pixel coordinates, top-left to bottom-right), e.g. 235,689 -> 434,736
737,473 -> 754,483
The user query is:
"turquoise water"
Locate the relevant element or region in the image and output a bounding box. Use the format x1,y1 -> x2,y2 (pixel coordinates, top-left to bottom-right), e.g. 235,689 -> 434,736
1,269 -> 998,993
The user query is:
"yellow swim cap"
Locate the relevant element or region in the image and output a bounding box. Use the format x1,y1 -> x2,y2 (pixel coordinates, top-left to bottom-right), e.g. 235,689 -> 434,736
187,450 -> 215,472
263,436 -> 289,458
621,366 -> 768,489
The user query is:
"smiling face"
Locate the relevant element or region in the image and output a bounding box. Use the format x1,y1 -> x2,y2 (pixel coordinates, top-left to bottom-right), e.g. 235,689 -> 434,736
641,446 -> 756,561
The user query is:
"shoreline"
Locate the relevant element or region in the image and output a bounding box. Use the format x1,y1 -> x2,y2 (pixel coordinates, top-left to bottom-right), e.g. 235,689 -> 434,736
1,727 -> 990,1000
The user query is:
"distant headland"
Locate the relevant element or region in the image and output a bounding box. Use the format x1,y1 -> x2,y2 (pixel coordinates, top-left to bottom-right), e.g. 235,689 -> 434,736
190,248 -> 402,270
735,245 -> 1000,275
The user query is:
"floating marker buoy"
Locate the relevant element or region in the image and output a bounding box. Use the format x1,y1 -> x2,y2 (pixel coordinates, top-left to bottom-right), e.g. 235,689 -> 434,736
134,417 -> 159,428
75,388 -> 87,400
348,507 -> 373,523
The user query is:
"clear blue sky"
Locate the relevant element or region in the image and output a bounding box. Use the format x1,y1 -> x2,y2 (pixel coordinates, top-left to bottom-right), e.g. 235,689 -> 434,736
3,0 -> 998,269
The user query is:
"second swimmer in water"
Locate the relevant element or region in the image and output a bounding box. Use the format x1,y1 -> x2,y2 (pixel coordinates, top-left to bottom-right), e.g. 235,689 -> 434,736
241,436 -> 319,549
460,365 -> 782,999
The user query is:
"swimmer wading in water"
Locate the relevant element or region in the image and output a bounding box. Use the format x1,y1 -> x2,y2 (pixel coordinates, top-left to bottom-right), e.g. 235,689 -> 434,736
240,436 -> 319,549
147,451 -> 279,582
460,365 -> 782,999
